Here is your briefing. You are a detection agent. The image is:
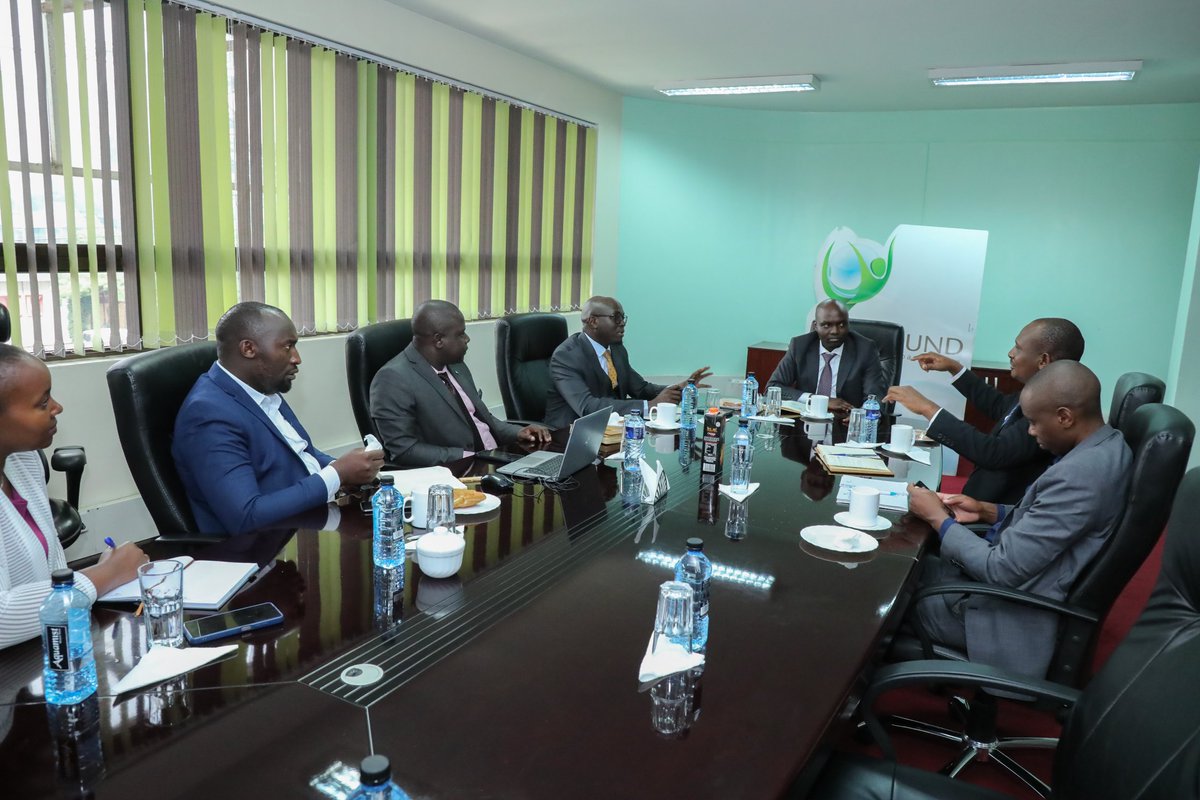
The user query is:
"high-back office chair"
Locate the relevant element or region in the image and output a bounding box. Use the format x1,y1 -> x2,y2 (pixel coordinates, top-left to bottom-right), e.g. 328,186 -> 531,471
495,312 -> 568,423
345,319 -> 414,440
0,302 -> 87,548
1109,371 -> 1165,434
812,467 -> 1200,800
885,402 -> 1194,796
106,342 -> 218,535
849,318 -> 904,416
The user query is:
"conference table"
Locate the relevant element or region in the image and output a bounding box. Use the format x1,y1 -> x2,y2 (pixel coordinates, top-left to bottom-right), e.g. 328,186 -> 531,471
0,415 -> 941,799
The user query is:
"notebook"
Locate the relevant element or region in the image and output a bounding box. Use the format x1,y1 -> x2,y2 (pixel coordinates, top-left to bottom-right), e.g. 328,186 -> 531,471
814,444 -> 894,476
97,556 -> 259,611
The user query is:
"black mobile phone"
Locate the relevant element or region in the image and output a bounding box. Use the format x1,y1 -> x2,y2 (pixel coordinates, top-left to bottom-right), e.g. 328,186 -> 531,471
183,602 -> 284,645
914,481 -> 957,520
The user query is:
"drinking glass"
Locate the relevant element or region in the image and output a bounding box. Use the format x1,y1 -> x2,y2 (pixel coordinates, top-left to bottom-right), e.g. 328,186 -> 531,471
650,669 -> 697,737
847,408 -> 867,444
653,581 -> 694,651
426,484 -> 456,530
701,388 -> 720,412
137,561 -> 185,648
764,386 -> 783,418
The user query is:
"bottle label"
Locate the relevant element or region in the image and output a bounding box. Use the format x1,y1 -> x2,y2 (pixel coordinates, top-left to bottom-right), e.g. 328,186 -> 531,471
45,624 -> 70,671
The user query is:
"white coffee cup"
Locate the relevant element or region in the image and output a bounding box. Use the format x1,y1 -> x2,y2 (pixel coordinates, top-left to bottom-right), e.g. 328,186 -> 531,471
848,486 -> 881,527
649,403 -> 679,426
803,394 -> 830,417
890,424 -> 915,454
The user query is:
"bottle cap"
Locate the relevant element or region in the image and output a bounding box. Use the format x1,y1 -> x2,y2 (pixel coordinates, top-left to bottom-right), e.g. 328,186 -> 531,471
50,569 -> 74,586
747,372 -> 755,378
379,475 -> 395,485
687,378 -> 696,385
359,755 -> 391,787
686,537 -> 704,551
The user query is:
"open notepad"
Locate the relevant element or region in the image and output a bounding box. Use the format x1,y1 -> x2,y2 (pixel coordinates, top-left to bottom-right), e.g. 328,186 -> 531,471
97,557 -> 258,611
814,444 -> 893,476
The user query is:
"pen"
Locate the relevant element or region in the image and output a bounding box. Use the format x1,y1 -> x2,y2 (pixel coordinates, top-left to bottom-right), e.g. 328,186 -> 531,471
104,536 -> 117,549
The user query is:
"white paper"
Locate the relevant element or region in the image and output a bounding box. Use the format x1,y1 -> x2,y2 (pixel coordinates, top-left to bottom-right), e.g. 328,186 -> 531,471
747,415 -> 794,425
718,482 -> 761,502
113,644 -> 237,694
638,635 -> 705,683
98,558 -> 258,611
836,477 -> 910,511
379,466 -> 466,495
638,458 -> 670,504
896,447 -> 932,466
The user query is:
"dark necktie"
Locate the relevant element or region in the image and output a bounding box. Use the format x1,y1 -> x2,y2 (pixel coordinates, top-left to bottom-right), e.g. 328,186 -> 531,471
816,352 -> 836,396
437,370 -> 485,451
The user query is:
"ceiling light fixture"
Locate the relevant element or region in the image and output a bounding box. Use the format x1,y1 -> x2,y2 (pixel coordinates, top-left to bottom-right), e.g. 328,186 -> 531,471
656,74 -> 819,97
929,61 -> 1141,87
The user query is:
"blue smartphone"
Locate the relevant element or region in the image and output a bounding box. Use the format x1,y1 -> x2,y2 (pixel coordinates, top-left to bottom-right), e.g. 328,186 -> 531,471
183,602 -> 283,645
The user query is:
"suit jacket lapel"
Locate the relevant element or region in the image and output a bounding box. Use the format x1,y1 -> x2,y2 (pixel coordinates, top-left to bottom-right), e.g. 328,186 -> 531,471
209,365 -> 298,454
578,334 -> 613,396
408,346 -> 470,424
835,337 -> 857,395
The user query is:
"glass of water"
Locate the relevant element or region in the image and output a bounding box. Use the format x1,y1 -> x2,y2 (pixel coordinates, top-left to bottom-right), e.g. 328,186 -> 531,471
847,408 -> 867,444
764,386 -> 783,418
701,388 -> 720,412
653,581 -> 694,652
137,560 -> 185,648
426,484 -> 457,530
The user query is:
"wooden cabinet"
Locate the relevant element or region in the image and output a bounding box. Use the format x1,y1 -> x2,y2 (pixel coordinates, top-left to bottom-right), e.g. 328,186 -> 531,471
746,341 -> 788,382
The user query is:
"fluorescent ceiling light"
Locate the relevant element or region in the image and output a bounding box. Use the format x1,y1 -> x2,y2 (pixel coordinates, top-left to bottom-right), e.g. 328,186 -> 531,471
929,61 -> 1141,87
656,74 -> 819,97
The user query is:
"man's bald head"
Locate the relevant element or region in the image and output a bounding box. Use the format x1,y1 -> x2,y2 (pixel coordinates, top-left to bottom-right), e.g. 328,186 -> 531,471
412,300 -> 469,367
812,299 -> 850,350
216,302 -> 292,360
582,295 -> 626,346
1020,360 -> 1104,454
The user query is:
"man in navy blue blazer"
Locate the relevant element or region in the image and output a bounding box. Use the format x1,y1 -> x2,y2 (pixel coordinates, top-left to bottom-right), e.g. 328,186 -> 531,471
173,303 -> 383,534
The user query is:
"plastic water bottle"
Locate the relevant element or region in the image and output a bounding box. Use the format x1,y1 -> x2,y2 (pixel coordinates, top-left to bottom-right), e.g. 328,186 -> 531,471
623,408 -> 646,470
372,476 -> 404,569
40,570 -> 97,705
864,394 -> 882,444
350,755 -> 412,799
741,372 -> 759,418
674,538 -> 711,652
730,418 -> 753,494
680,380 -> 698,430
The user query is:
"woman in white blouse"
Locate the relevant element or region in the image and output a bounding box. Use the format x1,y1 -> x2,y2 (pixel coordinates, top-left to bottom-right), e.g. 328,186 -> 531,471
1,344 -> 147,649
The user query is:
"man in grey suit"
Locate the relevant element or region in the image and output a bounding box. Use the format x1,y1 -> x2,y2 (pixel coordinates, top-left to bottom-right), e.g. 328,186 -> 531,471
905,360 -> 1132,679
370,300 -> 550,466
766,299 -> 885,412
542,296 -> 711,430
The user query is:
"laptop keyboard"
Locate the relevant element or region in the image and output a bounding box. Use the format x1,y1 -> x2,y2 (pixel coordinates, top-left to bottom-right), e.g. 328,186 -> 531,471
524,456 -> 563,478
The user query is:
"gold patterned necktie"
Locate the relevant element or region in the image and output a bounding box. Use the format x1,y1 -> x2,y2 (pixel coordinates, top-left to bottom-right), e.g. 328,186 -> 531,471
603,350 -> 618,389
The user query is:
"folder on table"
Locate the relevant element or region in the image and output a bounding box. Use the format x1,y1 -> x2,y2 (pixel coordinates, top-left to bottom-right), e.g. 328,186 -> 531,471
97,556 -> 258,611
814,444 -> 894,476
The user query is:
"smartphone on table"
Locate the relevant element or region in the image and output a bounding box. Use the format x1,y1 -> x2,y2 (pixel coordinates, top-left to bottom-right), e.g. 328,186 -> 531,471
183,602 -> 284,645
914,480 -> 957,521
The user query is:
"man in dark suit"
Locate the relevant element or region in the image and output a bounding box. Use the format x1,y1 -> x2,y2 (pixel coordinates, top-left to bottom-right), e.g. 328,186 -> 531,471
905,360 -> 1131,679
885,317 -> 1083,504
766,300 -> 886,412
370,300 -> 550,466
173,303 -> 383,535
542,296 -> 711,430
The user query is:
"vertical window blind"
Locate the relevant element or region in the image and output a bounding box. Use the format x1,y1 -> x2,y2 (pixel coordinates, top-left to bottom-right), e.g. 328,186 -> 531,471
0,0 -> 597,355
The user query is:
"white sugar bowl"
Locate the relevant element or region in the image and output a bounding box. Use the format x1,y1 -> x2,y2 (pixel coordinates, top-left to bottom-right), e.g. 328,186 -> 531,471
415,526 -> 466,578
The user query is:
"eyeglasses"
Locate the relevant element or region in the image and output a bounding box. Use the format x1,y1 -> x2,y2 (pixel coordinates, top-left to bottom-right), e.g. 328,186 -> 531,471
591,313 -> 628,324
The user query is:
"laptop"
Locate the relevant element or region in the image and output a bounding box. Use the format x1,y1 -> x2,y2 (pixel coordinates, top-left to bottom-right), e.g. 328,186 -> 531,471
497,406 -> 613,480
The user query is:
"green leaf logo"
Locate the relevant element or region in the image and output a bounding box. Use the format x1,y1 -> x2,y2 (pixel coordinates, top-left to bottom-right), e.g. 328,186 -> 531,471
820,234 -> 894,308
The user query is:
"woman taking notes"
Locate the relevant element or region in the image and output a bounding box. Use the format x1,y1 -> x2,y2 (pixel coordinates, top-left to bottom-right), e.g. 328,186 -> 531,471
0,344 -> 148,649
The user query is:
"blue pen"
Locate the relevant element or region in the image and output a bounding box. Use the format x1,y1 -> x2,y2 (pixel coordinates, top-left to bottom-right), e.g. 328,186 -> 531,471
104,537 -> 117,550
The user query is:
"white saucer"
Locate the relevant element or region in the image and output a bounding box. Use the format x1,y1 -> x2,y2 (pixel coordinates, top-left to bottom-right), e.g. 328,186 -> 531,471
646,419 -> 682,431
453,493 -> 501,515
833,511 -> 893,532
800,525 -> 880,554
800,412 -> 835,421
879,444 -> 915,457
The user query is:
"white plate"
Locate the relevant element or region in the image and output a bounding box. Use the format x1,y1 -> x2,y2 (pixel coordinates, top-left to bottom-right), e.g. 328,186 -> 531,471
800,525 -> 880,553
645,419 -> 682,431
833,511 -> 893,532
801,412 -> 836,421
879,444 -> 916,457
453,493 -> 501,515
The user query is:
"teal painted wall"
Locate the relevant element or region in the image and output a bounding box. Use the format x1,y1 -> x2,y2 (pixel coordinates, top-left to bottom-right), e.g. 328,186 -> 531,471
616,99 -> 1200,398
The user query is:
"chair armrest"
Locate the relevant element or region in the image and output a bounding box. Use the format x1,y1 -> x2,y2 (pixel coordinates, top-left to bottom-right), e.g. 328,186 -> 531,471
915,581 -> 1101,624
51,445 -> 87,473
861,660 -> 1081,757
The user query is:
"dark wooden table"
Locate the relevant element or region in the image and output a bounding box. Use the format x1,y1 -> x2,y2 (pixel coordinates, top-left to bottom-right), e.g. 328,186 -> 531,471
0,420 -> 940,799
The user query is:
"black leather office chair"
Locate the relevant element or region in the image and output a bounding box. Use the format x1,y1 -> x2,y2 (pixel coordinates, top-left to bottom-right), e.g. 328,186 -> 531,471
850,318 -> 904,415
1109,371 -> 1165,434
811,466 -> 1200,800
884,402 -> 1194,795
345,319 -> 414,440
106,342 -> 218,536
495,312 -> 568,423
0,302 -> 87,549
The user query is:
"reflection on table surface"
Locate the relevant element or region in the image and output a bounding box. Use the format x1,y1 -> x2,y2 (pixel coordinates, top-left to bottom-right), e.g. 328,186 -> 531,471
0,420 -> 940,798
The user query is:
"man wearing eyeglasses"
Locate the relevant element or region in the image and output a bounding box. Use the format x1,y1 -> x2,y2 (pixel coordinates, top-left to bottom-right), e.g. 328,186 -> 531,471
543,296 -> 711,429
